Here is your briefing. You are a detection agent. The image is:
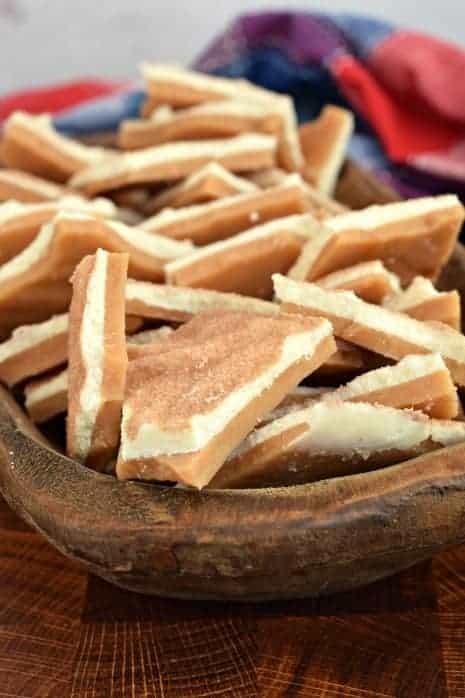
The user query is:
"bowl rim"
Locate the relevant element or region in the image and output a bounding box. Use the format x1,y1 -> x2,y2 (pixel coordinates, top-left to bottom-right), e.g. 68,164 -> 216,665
1,355 -> 465,600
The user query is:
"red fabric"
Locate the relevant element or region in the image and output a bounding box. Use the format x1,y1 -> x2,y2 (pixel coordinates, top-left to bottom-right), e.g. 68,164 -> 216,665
411,141 -> 465,181
370,31 -> 465,127
332,54 -> 465,162
0,79 -> 126,122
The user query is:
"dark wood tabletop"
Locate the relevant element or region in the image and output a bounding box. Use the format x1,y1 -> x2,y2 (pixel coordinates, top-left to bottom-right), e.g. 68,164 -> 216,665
0,494 -> 464,698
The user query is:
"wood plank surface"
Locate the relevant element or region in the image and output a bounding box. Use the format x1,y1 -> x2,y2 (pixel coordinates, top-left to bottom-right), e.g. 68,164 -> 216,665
0,496 -> 464,697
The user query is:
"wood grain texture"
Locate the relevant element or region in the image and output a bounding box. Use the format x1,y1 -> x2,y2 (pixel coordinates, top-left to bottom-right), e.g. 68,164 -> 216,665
1,496 -> 465,697
2,382 -> 465,601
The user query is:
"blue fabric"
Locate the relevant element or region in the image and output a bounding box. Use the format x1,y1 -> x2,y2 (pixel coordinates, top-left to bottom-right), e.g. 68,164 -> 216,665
51,10 -> 465,199
54,89 -> 144,135
329,14 -> 394,56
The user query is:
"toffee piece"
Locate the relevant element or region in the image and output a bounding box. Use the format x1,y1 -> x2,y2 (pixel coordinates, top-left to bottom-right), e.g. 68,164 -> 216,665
144,163 -> 258,214
140,174 -> 310,245
117,310 -> 336,488
165,214 -> 320,298
288,195 -> 465,285
67,250 -> 128,468
70,134 -> 277,196
211,400 -> 465,489
384,276 -> 461,330
273,274 -> 465,386
2,111 -> 107,182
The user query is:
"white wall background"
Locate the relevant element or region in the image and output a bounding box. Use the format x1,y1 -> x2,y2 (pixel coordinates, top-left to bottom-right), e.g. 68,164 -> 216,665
1,0 -> 464,94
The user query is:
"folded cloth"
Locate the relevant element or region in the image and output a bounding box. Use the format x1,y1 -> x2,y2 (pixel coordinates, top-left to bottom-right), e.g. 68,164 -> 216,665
1,11 -> 465,199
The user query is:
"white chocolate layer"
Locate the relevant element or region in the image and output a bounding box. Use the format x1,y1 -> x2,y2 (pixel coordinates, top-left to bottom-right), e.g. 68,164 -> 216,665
288,225 -> 335,280
148,162 -> 258,212
288,195 -> 462,280
85,215 -> 194,260
75,249 -> 107,461
273,274 -> 465,365
141,63 -> 262,98
177,162 -> 257,192
141,64 -> 302,169
330,353 -> 451,401
71,134 -> 277,188
0,196 -> 117,224
0,313 -> 68,363
231,400 -> 465,462
384,276 -> 439,311
328,195 -> 460,233
317,260 -> 401,294
7,112 -> 106,164
25,328 -> 174,409
0,210 -> 193,290
151,98 -> 280,120
125,280 -> 279,316
25,369 -> 68,408
317,110 -> 354,195
0,170 -> 65,200
165,213 -> 320,278
0,220 -> 56,285
141,173 -> 306,232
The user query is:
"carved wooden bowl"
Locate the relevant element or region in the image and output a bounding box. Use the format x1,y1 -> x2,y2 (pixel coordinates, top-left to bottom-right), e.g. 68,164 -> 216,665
0,164 -> 464,601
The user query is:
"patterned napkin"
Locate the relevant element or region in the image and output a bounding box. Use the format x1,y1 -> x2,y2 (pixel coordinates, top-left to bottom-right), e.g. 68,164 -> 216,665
1,10 -> 465,199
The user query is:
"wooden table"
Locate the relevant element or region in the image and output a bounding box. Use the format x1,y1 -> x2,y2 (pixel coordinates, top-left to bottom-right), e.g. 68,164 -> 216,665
0,496 -> 464,697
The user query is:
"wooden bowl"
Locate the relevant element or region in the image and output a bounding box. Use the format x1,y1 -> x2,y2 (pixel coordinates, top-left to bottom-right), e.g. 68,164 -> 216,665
0,164 -> 465,600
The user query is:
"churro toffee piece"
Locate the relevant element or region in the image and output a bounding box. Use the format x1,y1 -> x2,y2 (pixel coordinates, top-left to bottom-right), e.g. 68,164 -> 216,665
288,195 -> 465,285
70,134 -> 277,196
141,175 -> 310,245
0,308 -> 151,387
25,368 -> 68,424
0,212 -> 192,318
0,169 -> 66,203
317,261 -> 401,304
210,401 -> 465,489
144,163 -> 258,214
141,63 -> 275,107
67,250 -> 128,468
0,313 -> 68,386
249,168 -> 347,220
140,64 -> 303,171
273,274 -> 465,386
24,327 -> 174,424
118,100 -> 282,150
330,353 -> 458,419
165,214 -> 319,298
116,310 -> 336,488
0,196 -> 117,264
299,105 -> 354,195
384,276 -> 461,330
1,111 -> 107,182
125,280 -> 278,323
